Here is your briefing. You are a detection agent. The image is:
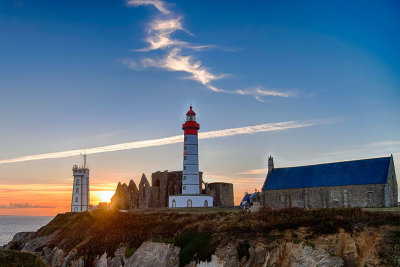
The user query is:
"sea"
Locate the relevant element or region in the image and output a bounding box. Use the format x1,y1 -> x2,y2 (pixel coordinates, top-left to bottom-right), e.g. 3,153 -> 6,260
0,216 -> 54,246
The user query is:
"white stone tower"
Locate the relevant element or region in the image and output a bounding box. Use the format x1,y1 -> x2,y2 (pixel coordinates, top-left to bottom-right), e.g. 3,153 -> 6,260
182,106 -> 200,194
71,154 -> 90,212
169,106 -> 213,208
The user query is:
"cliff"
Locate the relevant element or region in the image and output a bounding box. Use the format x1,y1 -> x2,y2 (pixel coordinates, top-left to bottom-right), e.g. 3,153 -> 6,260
3,207 -> 400,267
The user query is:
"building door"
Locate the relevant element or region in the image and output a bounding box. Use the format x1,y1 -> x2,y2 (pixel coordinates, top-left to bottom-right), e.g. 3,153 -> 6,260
204,200 -> 208,207
74,207 -> 78,212
172,199 -> 176,208
187,199 -> 192,207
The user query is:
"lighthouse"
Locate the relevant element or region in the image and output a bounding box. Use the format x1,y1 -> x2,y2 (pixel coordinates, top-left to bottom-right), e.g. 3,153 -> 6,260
182,106 -> 200,194
71,154 -> 90,212
169,106 -> 213,208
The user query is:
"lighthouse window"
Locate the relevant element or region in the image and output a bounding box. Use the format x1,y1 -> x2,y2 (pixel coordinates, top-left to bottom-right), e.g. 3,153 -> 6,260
76,188 -> 79,193
76,179 -> 80,185
75,197 -> 78,202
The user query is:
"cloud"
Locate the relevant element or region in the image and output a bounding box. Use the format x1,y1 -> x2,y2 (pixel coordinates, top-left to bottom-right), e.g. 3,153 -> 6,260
142,48 -> 227,91
237,169 -> 266,175
0,119 -> 324,164
125,0 -> 295,102
0,203 -> 56,209
127,0 -> 170,14
324,140 -> 400,156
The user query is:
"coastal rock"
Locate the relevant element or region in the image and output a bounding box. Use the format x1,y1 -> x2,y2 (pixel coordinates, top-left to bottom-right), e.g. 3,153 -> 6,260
95,252 -> 108,267
125,241 -> 180,267
3,231 -> 35,250
108,246 -> 126,267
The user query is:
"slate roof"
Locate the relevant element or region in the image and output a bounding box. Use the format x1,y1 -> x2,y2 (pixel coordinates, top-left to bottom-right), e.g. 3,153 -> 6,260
240,192 -> 257,205
262,156 -> 392,190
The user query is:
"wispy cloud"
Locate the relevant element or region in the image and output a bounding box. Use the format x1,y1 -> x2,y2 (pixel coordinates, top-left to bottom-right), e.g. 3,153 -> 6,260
237,169 -> 266,175
124,0 -> 295,102
324,140 -> 400,156
127,0 -> 170,14
0,203 -> 56,209
0,119 -> 324,164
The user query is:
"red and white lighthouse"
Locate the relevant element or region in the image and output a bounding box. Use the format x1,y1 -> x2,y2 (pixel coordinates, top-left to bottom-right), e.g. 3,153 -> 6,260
182,106 -> 200,194
169,106 -> 213,208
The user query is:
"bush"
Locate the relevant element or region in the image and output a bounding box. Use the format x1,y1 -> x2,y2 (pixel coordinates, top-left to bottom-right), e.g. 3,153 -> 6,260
173,230 -> 216,267
237,241 -> 250,261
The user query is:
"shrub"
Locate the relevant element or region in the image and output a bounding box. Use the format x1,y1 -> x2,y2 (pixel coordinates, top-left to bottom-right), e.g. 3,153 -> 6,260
237,241 -> 250,261
173,230 -> 216,267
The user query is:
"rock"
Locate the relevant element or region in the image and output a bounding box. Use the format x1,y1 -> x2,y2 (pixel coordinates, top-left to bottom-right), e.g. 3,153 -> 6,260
61,248 -> 78,267
95,252 -> 108,267
108,246 -> 127,267
3,232 -> 35,250
125,241 -> 180,267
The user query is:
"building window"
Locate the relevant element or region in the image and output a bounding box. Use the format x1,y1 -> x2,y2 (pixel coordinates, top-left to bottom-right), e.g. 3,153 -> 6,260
183,186 -> 186,190
184,146 -> 187,150
75,197 -> 78,202
76,179 -> 80,185
76,188 -> 79,193
183,176 -> 186,180
331,190 -> 339,202
184,166 -> 186,170
184,156 -> 187,160
279,195 -> 285,203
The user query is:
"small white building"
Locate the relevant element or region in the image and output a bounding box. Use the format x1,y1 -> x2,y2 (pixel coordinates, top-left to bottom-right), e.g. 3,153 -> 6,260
169,106 -> 213,208
71,155 -> 90,212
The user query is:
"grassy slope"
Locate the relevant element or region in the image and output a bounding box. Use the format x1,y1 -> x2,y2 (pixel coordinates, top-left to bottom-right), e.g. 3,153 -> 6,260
32,207 -> 400,265
0,249 -> 47,267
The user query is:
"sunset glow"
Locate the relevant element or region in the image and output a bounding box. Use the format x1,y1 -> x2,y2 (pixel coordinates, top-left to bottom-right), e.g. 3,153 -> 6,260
93,191 -> 115,204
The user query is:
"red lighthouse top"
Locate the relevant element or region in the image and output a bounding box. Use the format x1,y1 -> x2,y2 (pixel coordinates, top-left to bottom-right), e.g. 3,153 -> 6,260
182,106 -> 200,135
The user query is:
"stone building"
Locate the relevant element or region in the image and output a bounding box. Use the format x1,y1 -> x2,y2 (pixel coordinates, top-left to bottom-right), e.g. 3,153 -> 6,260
110,170 -> 234,209
262,155 -> 398,209
205,183 -> 234,207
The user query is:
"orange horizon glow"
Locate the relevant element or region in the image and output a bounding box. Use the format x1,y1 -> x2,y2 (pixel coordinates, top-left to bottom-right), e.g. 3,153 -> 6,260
0,178 -> 262,216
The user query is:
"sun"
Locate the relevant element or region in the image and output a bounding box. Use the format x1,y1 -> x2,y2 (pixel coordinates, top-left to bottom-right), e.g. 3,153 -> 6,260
94,191 -> 115,204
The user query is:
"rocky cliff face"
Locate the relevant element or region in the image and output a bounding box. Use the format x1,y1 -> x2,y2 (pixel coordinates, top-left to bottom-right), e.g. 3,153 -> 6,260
3,208 -> 400,267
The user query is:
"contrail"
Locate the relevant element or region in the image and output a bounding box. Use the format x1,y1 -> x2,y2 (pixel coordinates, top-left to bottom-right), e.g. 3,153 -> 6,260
0,120 -> 318,164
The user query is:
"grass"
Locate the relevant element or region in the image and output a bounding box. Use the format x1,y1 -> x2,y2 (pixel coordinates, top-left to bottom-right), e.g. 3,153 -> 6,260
363,206 -> 400,214
0,249 -> 47,267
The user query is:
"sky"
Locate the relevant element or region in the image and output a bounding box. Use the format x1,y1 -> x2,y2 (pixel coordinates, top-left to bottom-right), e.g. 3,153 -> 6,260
0,0 -> 399,216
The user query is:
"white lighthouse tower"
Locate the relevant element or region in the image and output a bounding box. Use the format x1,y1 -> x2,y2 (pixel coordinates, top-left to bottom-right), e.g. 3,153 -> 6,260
169,106 -> 213,208
71,154 -> 90,212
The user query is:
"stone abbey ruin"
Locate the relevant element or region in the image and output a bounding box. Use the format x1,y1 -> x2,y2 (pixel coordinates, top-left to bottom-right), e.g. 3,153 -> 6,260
110,170 -> 234,209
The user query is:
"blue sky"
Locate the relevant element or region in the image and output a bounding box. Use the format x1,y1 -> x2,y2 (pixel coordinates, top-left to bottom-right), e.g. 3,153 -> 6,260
0,0 -> 399,214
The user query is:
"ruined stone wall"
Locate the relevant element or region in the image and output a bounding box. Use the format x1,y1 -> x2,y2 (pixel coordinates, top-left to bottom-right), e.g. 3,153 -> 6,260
139,174 -> 151,209
206,182 -> 234,207
263,183 -> 388,209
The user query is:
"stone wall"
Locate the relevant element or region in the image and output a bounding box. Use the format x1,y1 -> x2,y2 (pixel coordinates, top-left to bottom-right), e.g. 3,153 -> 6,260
386,158 -> 398,207
205,182 -> 234,207
263,183 -> 388,209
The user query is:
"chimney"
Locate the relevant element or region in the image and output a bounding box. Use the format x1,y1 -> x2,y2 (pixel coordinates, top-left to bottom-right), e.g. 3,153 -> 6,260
268,155 -> 274,173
